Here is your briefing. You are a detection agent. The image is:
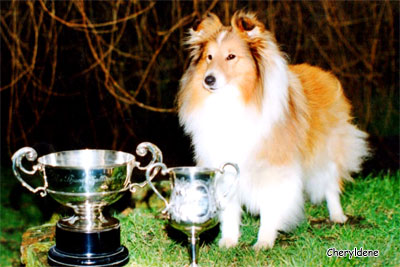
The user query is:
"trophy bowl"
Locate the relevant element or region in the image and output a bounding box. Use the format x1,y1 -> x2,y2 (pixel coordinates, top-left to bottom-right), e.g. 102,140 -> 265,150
145,163 -> 239,267
11,142 -> 162,267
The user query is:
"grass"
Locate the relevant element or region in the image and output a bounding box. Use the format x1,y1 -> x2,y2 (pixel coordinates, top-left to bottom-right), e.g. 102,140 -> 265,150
120,171 -> 399,266
1,169 -> 399,266
0,167 -> 46,266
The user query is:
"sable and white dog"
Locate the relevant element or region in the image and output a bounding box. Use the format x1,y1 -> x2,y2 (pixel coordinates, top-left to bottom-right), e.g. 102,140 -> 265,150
177,11 -> 369,250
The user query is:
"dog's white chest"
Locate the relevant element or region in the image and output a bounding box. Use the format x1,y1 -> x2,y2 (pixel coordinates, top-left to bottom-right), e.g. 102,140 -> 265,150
187,88 -> 262,167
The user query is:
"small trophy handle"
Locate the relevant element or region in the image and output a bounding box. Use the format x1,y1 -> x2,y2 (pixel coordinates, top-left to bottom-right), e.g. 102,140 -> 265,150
145,162 -> 170,213
129,142 -> 163,192
11,147 -> 47,197
215,162 -> 240,206
220,162 -> 240,177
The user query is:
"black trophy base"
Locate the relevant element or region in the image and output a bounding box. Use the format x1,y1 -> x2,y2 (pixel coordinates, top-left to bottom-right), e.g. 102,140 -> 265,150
48,245 -> 129,267
48,222 -> 129,266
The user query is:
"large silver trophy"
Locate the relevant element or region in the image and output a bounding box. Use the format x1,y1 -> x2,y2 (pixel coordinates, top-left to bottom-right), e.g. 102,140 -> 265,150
11,142 -> 162,267
145,163 -> 239,266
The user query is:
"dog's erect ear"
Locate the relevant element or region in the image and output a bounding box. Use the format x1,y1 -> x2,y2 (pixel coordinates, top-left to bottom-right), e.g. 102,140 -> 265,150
231,11 -> 265,39
185,13 -> 223,64
194,13 -> 222,32
186,13 -> 223,45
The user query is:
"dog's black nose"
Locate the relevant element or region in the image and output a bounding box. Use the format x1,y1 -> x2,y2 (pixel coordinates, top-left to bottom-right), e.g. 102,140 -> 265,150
204,75 -> 216,86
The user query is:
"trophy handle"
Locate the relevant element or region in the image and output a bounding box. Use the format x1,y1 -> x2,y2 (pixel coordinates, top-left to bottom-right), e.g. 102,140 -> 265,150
129,142 -> 163,192
145,162 -> 170,213
135,142 -> 163,170
11,147 -> 48,197
220,162 -> 240,177
215,162 -> 240,206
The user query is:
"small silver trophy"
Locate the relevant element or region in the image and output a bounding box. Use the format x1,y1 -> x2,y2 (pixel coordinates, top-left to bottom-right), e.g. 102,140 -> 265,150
145,163 -> 239,266
11,142 -> 162,266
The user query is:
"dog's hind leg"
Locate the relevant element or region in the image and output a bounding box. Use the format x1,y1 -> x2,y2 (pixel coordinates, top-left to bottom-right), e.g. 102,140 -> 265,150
305,124 -> 369,223
326,181 -> 348,223
305,162 -> 348,223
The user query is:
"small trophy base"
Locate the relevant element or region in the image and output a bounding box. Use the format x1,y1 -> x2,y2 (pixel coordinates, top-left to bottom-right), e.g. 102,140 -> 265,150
47,222 -> 129,266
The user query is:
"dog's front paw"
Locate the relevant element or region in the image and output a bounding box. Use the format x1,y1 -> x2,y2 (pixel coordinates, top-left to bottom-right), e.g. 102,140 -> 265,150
253,239 -> 275,250
218,237 -> 238,248
254,226 -> 277,250
330,213 -> 348,224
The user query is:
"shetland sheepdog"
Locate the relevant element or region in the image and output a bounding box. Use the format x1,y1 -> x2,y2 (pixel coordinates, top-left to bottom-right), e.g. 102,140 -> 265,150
177,11 -> 369,250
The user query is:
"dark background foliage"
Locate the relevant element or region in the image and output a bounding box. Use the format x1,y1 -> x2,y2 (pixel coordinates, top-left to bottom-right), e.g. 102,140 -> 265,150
1,0 -> 398,172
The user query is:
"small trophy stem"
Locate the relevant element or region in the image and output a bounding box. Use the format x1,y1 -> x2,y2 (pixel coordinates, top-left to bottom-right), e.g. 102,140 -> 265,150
188,226 -> 200,267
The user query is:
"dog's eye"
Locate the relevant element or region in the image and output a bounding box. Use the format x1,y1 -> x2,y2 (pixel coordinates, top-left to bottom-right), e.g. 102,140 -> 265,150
207,55 -> 212,60
226,54 -> 236,60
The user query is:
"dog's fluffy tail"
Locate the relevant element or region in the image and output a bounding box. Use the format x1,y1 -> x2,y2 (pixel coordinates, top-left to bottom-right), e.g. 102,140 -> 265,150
332,123 -> 370,182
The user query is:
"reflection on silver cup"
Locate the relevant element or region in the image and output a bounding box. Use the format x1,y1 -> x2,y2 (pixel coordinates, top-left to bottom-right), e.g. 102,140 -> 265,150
11,142 -> 162,267
146,163 -> 239,267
